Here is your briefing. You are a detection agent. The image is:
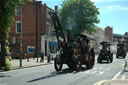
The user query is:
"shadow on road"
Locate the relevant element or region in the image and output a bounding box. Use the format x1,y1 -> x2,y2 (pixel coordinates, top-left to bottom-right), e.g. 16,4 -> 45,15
0,74 -> 12,78
27,68 -> 75,83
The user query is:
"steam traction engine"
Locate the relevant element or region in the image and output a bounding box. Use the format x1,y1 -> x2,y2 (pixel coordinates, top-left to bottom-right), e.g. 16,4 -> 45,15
49,11 -> 95,72
116,43 -> 126,58
97,41 -> 113,63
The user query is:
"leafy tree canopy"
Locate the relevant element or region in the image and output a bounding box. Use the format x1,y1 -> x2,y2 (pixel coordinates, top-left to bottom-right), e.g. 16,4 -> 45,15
0,0 -> 33,39
59,0 -> 100,34
0,0 -> 33,67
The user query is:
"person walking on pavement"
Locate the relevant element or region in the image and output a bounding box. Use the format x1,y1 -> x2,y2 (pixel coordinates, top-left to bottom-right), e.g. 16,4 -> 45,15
40,51 -> 44,63
47,51 -> 51,63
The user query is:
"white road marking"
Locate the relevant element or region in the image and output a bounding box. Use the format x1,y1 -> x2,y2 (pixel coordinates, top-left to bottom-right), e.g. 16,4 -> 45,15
112,68 -> 123,80
99,71 -> 104,75
91,71 -> 97,74
106,68 -> 110,71
121,73 -> 126,80
93,67 -> 98,70
79,70 -> 90,74
79,67 -> 108,75
85,70 -> 90,73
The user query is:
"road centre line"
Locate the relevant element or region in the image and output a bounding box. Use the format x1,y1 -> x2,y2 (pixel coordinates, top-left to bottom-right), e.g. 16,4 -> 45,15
112,68 -> 123,80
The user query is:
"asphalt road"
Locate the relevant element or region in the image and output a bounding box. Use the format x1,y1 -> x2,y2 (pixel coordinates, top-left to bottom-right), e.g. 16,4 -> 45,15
0,54 -> 128,85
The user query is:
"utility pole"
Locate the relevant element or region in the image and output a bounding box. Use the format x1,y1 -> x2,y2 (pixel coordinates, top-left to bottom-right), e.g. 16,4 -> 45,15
20,1 -> 23,67
35,0 -> 39,62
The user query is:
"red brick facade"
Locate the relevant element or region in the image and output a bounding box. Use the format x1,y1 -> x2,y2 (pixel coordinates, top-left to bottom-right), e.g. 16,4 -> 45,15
105,26 -> 113,42
8,1 -> 54,58
125,32 -> 128,36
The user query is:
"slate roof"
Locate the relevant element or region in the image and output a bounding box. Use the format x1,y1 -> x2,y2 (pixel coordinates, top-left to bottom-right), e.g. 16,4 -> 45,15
113,34 -> 128,39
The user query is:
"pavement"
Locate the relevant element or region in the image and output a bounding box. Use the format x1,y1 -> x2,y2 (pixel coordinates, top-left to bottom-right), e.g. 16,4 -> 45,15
0,56 -> 54,72
5,53 -> 57,70
10,57 -> 54,70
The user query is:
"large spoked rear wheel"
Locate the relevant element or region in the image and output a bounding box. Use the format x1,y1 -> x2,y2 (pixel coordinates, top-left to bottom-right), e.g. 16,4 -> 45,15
54,57 -> 63,71
86,48 -> 95,69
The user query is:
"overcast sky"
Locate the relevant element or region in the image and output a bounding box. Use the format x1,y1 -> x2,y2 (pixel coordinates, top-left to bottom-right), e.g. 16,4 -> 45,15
38,0 -> 128,35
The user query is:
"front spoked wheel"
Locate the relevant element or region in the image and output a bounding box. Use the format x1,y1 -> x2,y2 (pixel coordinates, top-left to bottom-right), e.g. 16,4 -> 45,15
74,55 -> 81,72
54,57 -> 63,71
75,60 -> 81,72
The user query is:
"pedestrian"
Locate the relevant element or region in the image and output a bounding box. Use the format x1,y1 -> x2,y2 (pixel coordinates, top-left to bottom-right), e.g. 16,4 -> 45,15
40,51 -> 44,63
8,52 -> 12,61
47,51 -> 51,63
51,54 -> 54,60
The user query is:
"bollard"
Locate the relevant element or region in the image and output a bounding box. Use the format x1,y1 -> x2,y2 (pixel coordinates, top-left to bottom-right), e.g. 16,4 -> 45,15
27,54 -> 29,62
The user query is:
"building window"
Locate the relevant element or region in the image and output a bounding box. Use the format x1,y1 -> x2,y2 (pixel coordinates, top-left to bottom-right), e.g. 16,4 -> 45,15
27,46 -> 35,53
16,21 -> 21,33
46,8 -> 50,18
46,24 -> 50,35
15,7 -> 21,16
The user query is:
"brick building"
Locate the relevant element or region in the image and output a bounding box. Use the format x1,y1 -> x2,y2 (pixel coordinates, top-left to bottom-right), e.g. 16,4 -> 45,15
8,1 -> 57,58
125,32 -> 128,36
105,26 -> 113,42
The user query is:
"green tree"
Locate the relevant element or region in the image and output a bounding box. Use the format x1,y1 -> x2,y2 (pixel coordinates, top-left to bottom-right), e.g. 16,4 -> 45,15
59,0 -> 100,34
0,0 -> 32,68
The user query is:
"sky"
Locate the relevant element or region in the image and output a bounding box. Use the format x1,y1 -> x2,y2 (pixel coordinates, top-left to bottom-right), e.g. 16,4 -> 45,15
37,0 -> 128,35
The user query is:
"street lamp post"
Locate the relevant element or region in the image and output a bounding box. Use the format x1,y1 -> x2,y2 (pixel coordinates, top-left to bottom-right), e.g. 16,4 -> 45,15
35,0 -> 39,62
20,2 -> 23,67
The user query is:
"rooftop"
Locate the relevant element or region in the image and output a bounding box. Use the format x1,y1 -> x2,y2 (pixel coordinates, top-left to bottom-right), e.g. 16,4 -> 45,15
113,33 -> 128,39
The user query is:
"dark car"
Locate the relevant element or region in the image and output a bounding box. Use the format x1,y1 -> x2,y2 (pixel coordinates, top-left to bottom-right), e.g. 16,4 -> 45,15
97,41 -> 113,63
116,43 -> 126,58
